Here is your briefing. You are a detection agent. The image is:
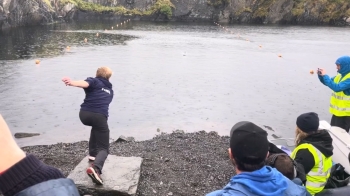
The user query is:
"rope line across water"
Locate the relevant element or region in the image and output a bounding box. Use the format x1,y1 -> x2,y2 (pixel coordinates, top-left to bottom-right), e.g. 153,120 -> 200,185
213,22 -> 284,59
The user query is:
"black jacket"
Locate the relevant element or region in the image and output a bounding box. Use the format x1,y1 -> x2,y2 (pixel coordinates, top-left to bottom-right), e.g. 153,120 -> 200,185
294,130 -> 333,176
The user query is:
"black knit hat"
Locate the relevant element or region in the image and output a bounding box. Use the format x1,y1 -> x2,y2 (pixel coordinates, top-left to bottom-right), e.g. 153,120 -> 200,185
230,121 -> 269,164
296,112 -> 319,133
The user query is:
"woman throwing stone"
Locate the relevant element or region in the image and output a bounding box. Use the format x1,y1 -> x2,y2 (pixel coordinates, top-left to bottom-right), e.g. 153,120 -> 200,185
62,67 -> 114,185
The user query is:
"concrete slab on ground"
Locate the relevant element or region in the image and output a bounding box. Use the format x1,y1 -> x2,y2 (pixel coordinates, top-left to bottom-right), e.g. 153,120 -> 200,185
68,155 -> 143,196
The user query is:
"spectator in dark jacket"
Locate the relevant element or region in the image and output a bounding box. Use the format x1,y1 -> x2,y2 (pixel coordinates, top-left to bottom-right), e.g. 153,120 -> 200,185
0,115 -> 79,196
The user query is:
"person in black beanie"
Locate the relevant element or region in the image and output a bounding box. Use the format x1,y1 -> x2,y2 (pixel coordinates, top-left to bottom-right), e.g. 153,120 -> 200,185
206,121 -> 308,196
291,112 -> 334,195
0,114 -> 79,196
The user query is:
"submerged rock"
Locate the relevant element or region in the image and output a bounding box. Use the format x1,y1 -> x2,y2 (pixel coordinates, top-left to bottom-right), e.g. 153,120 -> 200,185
14,132 -> 40,138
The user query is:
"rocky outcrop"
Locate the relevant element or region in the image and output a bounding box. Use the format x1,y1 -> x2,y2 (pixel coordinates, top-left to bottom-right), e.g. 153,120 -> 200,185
68,155 -> 143,196
65,0 -> 350,25
1,0 -> 350,30
14,132 -> 40,139
0,0 -> 55,30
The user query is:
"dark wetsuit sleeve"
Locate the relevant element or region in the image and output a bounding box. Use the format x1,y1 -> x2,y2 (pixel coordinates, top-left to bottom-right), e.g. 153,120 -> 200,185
294,149 -> 315,175
84,77 -> 96,89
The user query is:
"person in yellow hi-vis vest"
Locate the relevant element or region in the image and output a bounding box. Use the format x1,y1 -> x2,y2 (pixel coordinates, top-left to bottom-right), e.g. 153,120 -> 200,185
291,112 -> 333,195
318,56 -> 350,132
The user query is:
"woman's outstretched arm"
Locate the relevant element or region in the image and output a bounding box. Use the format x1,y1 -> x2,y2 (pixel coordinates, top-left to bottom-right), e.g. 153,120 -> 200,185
62,77 -> 89,88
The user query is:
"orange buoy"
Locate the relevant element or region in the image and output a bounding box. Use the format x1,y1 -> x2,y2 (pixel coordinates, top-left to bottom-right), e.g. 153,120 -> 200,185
66,46 -> 70,51
278,54 -> 282,58
259,45 -> 262,48
84,38 -> 87,43
35,60 -> 40,64
310,70 -> 314,74
96,33 -> 99,37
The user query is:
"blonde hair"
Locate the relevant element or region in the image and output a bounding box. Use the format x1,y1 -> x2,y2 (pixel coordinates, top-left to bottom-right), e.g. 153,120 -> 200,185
96,67 -> 112,80
295,127 -> 310,146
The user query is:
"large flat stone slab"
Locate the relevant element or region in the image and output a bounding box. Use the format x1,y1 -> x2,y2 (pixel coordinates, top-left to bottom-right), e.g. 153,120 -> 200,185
68,155 -> 143,196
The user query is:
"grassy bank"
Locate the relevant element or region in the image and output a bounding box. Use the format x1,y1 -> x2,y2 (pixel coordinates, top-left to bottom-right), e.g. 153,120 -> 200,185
59,0 -> 175,18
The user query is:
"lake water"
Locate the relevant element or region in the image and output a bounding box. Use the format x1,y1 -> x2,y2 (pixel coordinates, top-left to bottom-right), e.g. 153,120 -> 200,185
1,21 -> 349,147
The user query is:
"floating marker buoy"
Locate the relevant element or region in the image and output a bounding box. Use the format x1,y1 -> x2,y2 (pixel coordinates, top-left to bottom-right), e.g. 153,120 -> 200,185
117,24 -> 118,27
96,33 -> 99,37
278,54 -> 282,57
111,26 -> 114,29
84,38 -> 87,43
259,45 -> 262,48
246,39 -> 249,41
310,70 -> 314,74
35,60 -> 40,64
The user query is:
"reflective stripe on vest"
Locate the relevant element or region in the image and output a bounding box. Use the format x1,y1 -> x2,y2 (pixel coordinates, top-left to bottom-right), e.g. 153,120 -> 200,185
329,73 -> 350,116
291,143 -> 332,195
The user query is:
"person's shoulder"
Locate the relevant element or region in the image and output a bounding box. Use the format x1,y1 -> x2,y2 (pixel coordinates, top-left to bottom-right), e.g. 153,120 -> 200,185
85,77 -> 95,80
283,179 -> 307,196
84,77 -> 96,85
15,178 -> 79,196
206,189 -> 248,196
206,182 -> 250,196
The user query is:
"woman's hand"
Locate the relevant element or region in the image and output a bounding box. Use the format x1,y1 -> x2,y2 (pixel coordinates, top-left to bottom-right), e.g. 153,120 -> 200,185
62,77 -> 71,86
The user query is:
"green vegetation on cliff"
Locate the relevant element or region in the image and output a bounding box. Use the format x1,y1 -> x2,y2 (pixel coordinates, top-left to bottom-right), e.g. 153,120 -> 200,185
234,0 -> 350,23
292,0 -> 350,22
252,0 -> 275,18
207,0 -> 229,8
59,0 -> 174,18
144,0 -> 175,19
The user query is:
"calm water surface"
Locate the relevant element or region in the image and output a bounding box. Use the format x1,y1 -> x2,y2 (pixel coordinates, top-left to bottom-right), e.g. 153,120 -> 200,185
1,21 -> 350,147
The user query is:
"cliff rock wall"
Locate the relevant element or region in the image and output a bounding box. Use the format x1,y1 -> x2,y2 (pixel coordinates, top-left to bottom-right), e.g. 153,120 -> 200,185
0,0 -> 349,30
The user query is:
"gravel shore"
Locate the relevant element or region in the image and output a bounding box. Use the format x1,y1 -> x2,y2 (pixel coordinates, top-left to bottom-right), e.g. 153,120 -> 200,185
22,131 -> 235,196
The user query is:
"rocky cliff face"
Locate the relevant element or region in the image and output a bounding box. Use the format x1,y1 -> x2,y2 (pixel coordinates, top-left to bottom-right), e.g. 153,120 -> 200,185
0,0 -> 55,30
0,0 -> 349,30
